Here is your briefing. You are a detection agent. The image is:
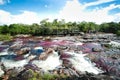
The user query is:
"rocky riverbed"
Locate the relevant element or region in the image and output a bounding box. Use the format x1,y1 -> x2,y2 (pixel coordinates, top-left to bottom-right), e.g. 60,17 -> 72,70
0,34 -> 120,80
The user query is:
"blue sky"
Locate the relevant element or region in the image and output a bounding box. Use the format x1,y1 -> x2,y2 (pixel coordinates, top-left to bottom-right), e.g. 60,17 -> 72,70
0,0 -> 120,25
0,0 -> 66,14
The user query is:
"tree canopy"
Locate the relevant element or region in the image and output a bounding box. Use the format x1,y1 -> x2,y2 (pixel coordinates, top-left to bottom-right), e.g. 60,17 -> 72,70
0,19 -> 120,36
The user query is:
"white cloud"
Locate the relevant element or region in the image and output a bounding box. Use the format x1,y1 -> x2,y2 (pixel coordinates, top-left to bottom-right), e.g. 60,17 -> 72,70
84,0 -> 114,7
58,0 -> 84,21
0,0 -> 120,25
58,0 -> 120,24
0,0 -> 4,4
114,13 -> 120,22
0,10 -> 11,24
0,0 -> 10,5
0,10 -> 40,25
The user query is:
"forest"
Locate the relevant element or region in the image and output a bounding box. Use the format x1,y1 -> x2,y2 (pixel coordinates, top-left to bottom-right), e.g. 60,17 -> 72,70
0,19 -> 120,37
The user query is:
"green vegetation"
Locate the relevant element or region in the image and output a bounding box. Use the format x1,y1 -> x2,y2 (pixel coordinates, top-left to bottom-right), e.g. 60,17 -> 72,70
0,19 -> 120,37
28,73 -> 68,80
99,22 -> 120,34
103,44 -> 113,49
0,34 -> 12,41
7,69 -> 68,80
116,30 -> 120,36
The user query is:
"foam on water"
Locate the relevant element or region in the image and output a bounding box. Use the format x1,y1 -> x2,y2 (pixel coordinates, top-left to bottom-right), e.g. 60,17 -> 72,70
0,51 -> 8,56
74,42 -> 83,46
1,58 -> 29,69
0,67 -> 4,77
0,51 -> 15,56
34,47 -> 43,50
66,52 -> 103,74
32,51 -> 61,72
109,41 -> 120,48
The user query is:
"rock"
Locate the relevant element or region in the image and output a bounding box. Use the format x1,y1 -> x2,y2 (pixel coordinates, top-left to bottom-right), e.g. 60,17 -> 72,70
62,59 -> 72,68
92,48 -> 102,52
39,53 -> 48,60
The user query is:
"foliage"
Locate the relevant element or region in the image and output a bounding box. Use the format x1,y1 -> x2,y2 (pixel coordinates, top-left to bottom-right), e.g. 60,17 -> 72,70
0,19 -> 119,36
100,22 -> 120,33
103,44 -> 112,49
116,30 -> 120,36
0,34 -> 12,41
27,70 -> 62,80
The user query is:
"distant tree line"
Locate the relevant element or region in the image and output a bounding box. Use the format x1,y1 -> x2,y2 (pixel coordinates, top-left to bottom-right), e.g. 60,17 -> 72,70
0,19 -> 120,36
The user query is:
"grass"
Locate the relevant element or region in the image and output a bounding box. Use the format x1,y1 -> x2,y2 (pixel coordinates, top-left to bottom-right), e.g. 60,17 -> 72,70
0,34 -> 13,41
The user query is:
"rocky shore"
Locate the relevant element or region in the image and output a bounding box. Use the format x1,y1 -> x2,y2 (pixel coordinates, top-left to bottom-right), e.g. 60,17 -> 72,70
0,33 -> 120,80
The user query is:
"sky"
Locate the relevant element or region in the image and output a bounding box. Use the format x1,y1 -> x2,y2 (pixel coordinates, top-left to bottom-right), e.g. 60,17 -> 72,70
0,0 -> 120,25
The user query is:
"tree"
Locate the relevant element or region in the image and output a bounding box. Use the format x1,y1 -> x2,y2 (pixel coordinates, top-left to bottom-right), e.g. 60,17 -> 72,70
107,22 -> 119,33
78,21 -> 89,32
30,23 -> 40,35
40,18 -> 49,27
116,30 -> 120,36
1,25 -> 9,34
9,24 -> 20,35
99,23 -> 109,32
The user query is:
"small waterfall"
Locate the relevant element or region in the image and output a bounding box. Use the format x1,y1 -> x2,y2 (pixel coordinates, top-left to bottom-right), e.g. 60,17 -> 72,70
32,51 -> 61,72
64,52 -> 103,74
0,66 -> 4,77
